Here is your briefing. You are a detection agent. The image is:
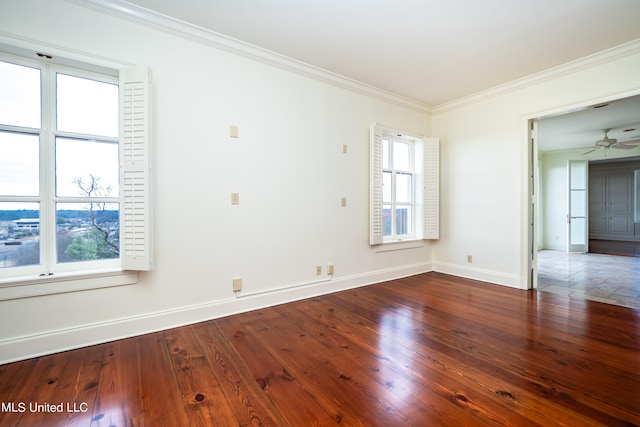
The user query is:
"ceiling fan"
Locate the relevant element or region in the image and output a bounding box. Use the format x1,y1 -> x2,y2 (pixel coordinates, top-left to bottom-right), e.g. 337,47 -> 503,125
583,128 -> 640,155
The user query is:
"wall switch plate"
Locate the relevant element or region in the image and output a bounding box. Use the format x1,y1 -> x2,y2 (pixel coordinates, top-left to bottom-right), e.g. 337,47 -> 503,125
230,125 -> 239,138
467,255 -> 473,263
327,263 -> 334,275
342,144 -> 348,154
231,193 -> 240,205
232,277 -> 242,292
341,197 -> 347,207
316,265 -> 322,275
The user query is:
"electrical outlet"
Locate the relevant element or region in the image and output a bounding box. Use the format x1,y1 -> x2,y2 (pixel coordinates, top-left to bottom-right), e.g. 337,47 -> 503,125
467,255 -> 473,263
232,277 -> 242,292
342,144 -> 348,154
231,193 -> 240,205
230,125 -> 238,138
316,265 -> 322,275
341,197 -> 347,207
327,263 -> 334,275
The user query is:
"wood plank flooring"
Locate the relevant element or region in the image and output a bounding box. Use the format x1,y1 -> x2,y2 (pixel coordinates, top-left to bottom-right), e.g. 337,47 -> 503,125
1,272 -> 639,426
589,239 -> 640,257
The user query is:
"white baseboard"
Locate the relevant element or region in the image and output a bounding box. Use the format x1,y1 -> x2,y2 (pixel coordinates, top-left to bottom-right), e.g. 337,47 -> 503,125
432,261 -> 527,290
0,262 -> 432,364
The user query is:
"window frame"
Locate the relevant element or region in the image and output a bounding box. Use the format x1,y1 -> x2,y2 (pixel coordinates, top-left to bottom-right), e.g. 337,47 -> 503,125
0,45 -> 152,300
382,136 -> 417,241
370,123 -> 439,245
0,53 -> 121,279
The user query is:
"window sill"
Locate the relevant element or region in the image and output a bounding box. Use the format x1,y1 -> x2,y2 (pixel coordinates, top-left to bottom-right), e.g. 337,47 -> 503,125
374,239 -> 426,253
0,269 -> 138,301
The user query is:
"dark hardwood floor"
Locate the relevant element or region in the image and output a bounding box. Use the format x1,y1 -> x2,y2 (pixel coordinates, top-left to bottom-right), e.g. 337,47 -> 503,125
589,239 -> 640,257
1,272 -> 639,426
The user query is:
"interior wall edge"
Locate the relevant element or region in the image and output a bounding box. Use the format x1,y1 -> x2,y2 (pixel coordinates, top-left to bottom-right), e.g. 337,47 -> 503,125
432,37 -> 640,114
432,262 -> 527,290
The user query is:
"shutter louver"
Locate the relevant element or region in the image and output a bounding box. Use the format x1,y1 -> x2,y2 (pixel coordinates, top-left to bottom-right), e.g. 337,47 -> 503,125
370,123 -> 384,245
120,66 -> 153,270
422,137 -> 439,240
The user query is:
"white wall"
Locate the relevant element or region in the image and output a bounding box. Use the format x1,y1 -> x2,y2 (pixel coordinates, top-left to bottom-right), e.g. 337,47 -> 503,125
432,45 -> 640,288
0,0 -> 432,363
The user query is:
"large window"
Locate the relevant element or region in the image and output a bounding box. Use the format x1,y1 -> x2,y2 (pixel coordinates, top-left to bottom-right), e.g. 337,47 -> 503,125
370,123 -> 439,245
0,54 -> 120,278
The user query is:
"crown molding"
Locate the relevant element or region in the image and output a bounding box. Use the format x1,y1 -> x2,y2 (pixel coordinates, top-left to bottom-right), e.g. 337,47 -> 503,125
57,0 -> 640,115
433,38 -> 640,114
64,0 -> 431,113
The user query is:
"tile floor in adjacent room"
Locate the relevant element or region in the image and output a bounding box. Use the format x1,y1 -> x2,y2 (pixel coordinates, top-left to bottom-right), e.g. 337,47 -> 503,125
537,249 -> 640,309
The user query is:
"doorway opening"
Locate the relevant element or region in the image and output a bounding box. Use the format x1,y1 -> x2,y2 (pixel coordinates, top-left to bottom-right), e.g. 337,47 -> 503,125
528,93 -> 640,308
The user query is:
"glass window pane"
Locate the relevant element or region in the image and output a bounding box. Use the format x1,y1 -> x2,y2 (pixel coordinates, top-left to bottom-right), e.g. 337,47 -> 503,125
0,202 -> 40,268
383,205 -> 392,236
393,141 -> 410,171
383,171 -> 392,202
382,139 -> 390,169
570,190 -> 586,217
57,202 -> 119,263
396,207 -> 412,236
0,61 -> 40,128
57,73 -> 118,137
570,217 -> 586,245
55,137 -> 119,197
396,173 -> 412,203
0,131 -> 39,196
570,161 -> 587,190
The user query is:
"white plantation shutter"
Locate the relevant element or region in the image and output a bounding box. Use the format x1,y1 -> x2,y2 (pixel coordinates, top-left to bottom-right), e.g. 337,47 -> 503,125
120,65 -> 153,270
369,123 -> 384,245
421,137 -> 439,240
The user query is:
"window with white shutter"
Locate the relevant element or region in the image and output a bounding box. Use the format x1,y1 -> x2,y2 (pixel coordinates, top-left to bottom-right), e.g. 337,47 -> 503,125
370,123 -> 439,245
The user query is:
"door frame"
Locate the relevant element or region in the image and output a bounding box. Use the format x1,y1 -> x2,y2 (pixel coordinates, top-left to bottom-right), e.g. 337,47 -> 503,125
527,119 -> 538,289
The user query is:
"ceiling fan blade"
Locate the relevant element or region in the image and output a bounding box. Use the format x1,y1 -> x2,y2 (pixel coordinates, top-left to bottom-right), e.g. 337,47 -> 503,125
583,148 -> 596,155
618,138 -> 640,145
613,143 -> 638,149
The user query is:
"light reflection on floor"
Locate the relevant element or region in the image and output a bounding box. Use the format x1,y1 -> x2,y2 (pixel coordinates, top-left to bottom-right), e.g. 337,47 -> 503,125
377,307 -> 420,403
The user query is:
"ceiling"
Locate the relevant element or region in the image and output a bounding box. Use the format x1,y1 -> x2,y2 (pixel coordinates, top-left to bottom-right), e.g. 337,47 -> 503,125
121,0 -> 640,108
106,0 -> 640,152
537,95 -> 640,153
